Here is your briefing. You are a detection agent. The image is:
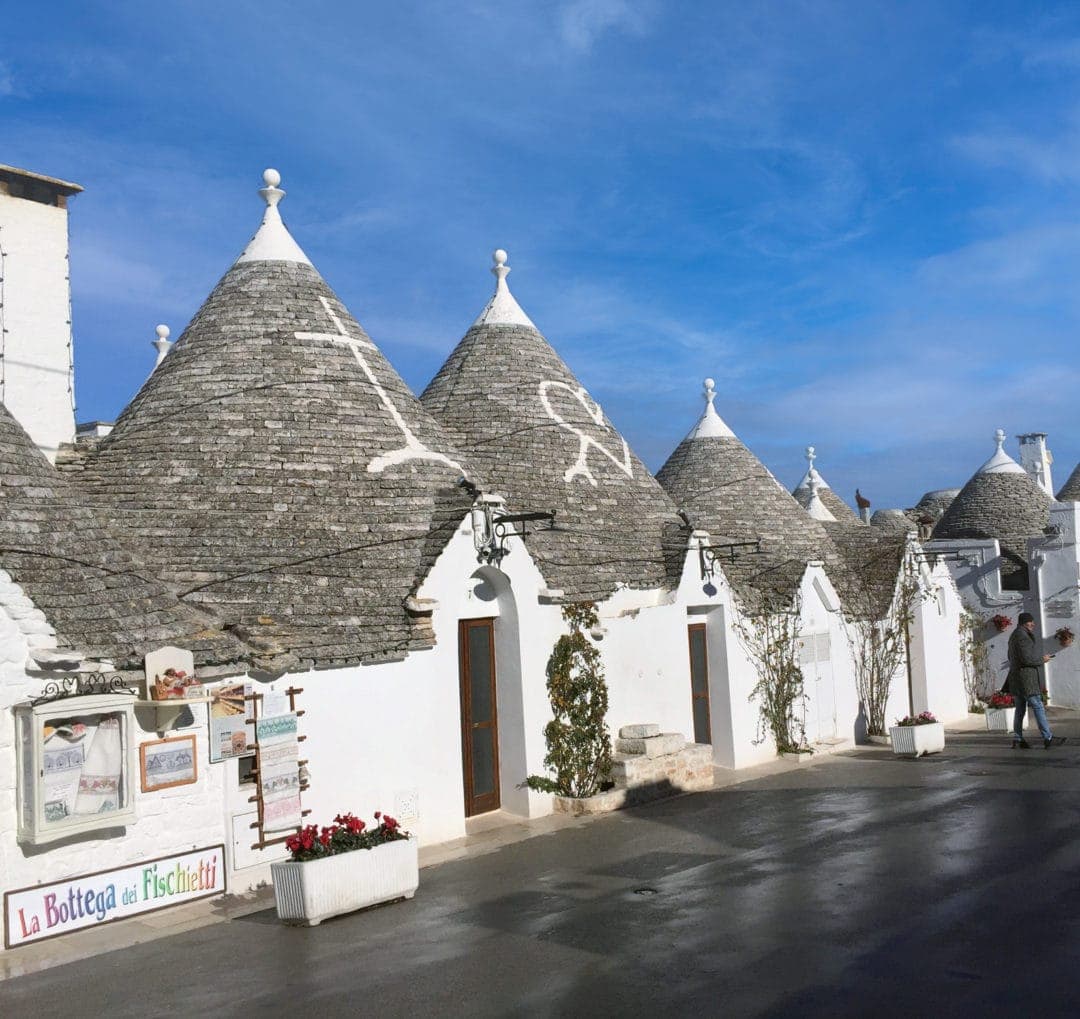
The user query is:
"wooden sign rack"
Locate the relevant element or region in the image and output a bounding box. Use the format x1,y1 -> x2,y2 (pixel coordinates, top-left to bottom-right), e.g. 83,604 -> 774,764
244,687 -> 310,851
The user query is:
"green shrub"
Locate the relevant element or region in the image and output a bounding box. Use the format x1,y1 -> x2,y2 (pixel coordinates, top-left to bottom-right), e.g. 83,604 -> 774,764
525,602 -> 613,798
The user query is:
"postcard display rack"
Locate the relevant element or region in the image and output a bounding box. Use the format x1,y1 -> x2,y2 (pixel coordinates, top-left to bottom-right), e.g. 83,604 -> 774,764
246,687 -> 311,850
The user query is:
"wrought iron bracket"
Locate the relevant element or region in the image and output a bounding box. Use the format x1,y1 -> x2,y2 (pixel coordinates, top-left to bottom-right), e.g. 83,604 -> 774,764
698,539 -> 761,581
30,674 -> 137,706
473,503 -> 557,566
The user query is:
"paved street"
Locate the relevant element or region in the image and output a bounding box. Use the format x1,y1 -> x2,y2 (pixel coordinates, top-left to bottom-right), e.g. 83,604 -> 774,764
6,716 -> 1080,1017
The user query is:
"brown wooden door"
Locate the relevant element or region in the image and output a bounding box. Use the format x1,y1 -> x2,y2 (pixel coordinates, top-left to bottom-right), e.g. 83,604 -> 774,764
459,618 -> 500,816
688,623 -> 712,745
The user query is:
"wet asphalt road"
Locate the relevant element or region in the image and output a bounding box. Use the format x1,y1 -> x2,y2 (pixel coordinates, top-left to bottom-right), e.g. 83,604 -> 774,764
5,722 -> 1080,1018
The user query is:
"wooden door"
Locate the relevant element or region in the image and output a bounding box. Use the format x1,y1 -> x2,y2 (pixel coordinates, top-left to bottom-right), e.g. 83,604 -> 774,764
688,623 -> 712,745
459,618 -> 500,816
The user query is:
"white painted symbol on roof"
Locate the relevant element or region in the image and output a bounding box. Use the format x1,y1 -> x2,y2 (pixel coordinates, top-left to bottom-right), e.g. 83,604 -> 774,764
538,380 -> 633,486
296,296 -> 461,475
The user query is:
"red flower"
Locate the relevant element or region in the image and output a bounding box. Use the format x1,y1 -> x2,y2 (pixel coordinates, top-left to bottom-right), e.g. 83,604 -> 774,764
383,815 -> 399,830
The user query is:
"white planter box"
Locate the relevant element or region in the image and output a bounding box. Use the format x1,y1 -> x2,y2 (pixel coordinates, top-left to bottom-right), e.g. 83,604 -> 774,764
985,707 -> 1014,732
889,721 -> 945,757
271,837 -> 418,926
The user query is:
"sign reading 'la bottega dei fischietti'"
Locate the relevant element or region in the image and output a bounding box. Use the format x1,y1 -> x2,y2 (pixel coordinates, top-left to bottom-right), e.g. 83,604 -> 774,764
3,844 -> 226,948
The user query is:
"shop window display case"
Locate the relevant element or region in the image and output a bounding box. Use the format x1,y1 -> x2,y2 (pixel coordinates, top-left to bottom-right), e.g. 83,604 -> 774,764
14,695 -> 137,845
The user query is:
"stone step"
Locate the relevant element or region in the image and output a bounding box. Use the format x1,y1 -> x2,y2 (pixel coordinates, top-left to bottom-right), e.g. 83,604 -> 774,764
611,743 -> 713,793
614,732 -> 685,758
618,723 -> 660,740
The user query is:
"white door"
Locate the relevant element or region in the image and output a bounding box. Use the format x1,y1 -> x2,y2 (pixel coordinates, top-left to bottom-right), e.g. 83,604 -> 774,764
799,632 -> 837,741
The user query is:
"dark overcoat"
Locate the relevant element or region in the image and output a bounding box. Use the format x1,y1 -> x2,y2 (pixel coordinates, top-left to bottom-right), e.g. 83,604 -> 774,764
1006,626 -> 1044,699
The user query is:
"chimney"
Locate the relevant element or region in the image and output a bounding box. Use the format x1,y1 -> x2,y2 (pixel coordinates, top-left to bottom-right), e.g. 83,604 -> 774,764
1017,433 -> 1054,496
0,164 -> 83,462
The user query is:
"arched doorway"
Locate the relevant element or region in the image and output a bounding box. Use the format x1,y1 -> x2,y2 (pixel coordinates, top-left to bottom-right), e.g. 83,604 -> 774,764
458,567 -> 526,817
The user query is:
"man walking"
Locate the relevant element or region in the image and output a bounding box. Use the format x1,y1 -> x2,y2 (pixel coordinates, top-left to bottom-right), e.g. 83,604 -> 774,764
1008,612 -> 1060,749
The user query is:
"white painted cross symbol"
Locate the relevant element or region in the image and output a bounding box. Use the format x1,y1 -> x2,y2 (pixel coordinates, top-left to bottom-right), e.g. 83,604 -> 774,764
296,296 -> 460,475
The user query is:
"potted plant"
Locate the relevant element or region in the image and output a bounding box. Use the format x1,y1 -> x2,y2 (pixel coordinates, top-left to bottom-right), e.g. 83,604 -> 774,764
271,811 -> 417,927
1055,626 -> 1074,649
889,711 -> 945,757
985,691 -> 1014,731
991,614 -> 1012,634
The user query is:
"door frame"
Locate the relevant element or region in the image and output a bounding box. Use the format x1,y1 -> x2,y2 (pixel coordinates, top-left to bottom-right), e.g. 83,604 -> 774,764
459,617 -> 500,816
687,622 -> 712,745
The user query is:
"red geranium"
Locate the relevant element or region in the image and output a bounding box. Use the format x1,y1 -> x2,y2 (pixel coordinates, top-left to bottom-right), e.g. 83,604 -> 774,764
285,811 -> 409,862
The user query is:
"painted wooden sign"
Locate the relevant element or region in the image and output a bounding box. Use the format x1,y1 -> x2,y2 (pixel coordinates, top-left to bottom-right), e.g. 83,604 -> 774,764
3,844 -> 225,949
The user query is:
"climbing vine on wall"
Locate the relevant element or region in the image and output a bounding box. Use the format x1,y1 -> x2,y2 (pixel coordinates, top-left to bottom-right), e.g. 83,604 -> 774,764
737,603 -> 808,755
960,612 -> 995,711
525,602 -> 613,798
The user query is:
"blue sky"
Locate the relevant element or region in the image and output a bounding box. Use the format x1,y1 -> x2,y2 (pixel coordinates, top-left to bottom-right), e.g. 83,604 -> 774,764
3,1 -> 1079,509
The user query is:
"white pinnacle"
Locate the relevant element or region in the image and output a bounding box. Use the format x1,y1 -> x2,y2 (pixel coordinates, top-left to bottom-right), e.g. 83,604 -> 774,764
795,444 -> 829,493
686,377 -> 735,439
805,475 -> 837,521
236,168 -> 313,266
977,427 -> 1025,475
472,249 -> 537,329
151,324 -> 173,370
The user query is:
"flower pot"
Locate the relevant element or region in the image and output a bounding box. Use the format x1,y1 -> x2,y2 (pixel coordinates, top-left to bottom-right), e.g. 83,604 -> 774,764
888,721 -> 945,758
985,707 -> 1014,732
271,837 -> 418,926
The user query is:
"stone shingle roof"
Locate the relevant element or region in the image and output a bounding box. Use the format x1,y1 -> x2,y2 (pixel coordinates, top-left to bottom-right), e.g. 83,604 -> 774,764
822,522 -> 905,621
656,385 -> 839,609
932,468 -> 1051,591
791,448 -> 862,525
421,253 -> 686,603
1056,463 -> 1080,502
0,402 -> 245,670
914,488 -> 960,522
870,509 -> 916,534
75,174 -> 473,671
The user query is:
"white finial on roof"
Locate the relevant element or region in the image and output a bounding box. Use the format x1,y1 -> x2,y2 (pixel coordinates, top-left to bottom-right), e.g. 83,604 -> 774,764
236,168 -> 313,266
795,444 -> 829,493
805,475 -> 837,521
978,427 -> 1025,475
151,324 -> 173,370
472,248 -> 537,329
686,377 -> 735,439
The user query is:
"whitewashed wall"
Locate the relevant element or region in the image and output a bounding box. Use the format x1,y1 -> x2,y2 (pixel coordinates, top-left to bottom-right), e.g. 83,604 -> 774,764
1032,502 -> 1080,707
0,193 -> 76,460
909,561 -> 970,723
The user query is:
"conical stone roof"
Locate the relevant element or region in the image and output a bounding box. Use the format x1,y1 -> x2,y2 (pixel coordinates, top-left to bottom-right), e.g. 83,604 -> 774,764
792,446 -> 862,524
657,380 -> 839,608
0,402 -> 244,670
932,429 -> 1052,590
1056,463 -> 1080,502
77,171 -> 473,669
421,251 -> 686,602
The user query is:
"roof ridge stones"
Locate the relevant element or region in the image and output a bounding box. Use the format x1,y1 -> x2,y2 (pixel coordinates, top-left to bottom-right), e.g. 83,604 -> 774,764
74,170 -> 476,671
421,250 -> 687,602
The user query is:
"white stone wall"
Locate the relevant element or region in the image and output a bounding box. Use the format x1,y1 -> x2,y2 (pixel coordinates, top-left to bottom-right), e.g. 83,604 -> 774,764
909,562 -> 970,723
0,193 -> 76,460
1032,502 -> 1080,707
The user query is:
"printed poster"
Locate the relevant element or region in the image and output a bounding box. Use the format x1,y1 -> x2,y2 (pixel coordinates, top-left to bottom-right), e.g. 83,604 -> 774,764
256,713 -> 301,832
208,683 -> 254,763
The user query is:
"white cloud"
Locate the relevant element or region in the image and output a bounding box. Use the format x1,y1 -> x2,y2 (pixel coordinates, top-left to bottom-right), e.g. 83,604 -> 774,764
559,0 -> 652,53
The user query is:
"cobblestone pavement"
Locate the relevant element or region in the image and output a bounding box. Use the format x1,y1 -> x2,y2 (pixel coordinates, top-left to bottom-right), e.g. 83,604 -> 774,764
5,713 -> 1080,1017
